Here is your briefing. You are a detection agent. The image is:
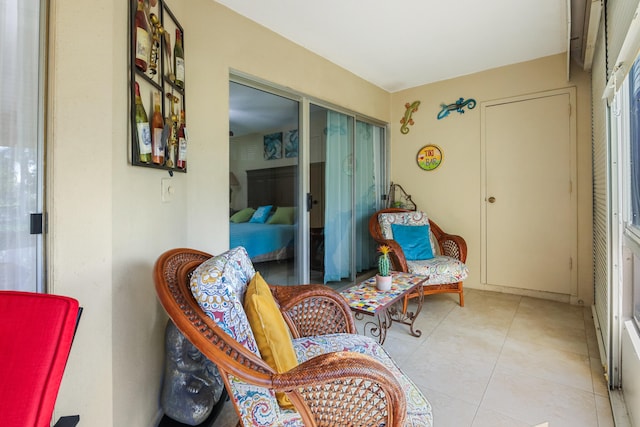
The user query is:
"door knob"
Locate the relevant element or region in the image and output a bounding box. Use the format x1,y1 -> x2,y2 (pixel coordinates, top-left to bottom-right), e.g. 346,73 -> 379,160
487,196 -> 496,203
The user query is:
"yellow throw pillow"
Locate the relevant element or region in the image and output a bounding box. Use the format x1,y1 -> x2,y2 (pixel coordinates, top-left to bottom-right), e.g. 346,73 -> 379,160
244,272 -> 298,408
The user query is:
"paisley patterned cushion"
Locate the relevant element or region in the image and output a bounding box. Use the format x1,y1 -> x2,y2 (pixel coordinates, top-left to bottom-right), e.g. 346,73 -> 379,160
224,333 -> 436,427
226,373 -> 300,427
407,256 -> 469,284
379,212 -> 438,255
191,247 -> 287,427
293,334 -> 433,427
190,246 -> 259,355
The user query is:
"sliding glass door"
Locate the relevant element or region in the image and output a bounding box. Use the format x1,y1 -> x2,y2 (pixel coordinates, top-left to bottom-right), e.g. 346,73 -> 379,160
229,77 -> 387,286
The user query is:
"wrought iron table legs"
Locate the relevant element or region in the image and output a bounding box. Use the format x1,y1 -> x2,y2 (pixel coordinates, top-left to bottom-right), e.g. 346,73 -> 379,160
355,285 -> 424,345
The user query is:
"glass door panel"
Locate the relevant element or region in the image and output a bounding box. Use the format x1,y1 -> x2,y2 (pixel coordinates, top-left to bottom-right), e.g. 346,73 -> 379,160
314,106 -> 354,284
0,0 -> 45,292
355,121 -> 385,274
229,82 -> 300,284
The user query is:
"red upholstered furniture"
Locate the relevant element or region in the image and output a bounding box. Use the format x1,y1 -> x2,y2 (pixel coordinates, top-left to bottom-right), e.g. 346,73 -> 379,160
0,291 -> 81,427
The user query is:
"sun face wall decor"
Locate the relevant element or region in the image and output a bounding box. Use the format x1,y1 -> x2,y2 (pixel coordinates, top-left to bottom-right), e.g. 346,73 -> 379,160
417,144 -> 443,171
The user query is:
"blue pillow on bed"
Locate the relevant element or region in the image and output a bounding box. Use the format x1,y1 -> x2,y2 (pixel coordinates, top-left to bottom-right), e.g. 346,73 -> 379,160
390,223 -> 434,261
249,205 -> 273,223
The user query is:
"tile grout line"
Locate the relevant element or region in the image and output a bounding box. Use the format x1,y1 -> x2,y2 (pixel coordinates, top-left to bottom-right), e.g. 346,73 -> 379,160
469,293 -> 523,426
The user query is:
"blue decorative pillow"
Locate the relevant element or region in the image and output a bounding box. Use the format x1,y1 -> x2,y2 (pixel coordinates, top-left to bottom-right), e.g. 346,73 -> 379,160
249,205 -> 273,223
390,224 -> 434,261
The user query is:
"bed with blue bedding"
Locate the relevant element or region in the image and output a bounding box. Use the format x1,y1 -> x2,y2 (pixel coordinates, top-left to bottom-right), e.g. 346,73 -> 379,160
230,165 -> 298,262
229,222 -> 295,262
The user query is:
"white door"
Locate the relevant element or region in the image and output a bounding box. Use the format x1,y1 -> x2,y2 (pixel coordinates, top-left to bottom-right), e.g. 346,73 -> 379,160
483,91 -> 575,294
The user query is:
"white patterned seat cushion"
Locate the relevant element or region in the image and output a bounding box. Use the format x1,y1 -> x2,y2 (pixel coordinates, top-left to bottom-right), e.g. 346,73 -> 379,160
407,256 -> 468,284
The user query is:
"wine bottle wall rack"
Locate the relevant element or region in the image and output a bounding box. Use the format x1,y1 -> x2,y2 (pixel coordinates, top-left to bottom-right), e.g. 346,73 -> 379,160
129,0 -> 186,174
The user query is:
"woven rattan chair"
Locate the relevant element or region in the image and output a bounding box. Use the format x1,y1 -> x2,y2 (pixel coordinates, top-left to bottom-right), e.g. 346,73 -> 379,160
154,246 -> 432,427
369,208 -> 468,311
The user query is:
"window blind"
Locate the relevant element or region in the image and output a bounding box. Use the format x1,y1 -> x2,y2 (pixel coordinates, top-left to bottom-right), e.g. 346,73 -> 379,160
592,8 -> 611,372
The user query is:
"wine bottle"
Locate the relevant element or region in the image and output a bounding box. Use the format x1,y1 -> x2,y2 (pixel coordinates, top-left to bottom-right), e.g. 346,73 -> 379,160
134,0 -> 150,72
151,92 -> 165,164
177,110 -> 187,169
174,29 -> 185,89
134,82 -> 151,163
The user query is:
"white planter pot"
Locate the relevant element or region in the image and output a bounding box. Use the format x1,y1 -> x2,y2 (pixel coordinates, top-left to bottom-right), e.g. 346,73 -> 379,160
375,274 -> 392,291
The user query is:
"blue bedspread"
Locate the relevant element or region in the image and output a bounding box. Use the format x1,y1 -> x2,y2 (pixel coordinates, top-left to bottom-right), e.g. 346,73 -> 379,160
229,222 -> 295,261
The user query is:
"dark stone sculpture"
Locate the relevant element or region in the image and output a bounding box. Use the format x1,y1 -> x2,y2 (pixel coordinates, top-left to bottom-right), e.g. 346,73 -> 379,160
161,320 -> 225,425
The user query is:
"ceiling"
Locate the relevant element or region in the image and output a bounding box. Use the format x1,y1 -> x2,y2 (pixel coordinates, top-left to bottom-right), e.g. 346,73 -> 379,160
225,0 -> 590,136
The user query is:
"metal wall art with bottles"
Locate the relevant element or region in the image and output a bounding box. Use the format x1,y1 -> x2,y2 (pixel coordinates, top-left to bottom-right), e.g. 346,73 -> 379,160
130,0 -> 187,173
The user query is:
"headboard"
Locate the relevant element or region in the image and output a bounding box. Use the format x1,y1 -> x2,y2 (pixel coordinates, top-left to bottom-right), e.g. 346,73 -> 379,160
246,165 -> 297,208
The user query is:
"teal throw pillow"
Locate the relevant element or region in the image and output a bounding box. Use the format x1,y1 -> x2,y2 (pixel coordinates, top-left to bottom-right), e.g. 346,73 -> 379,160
249,205 -> 273,223
230,207 -> 256,223
390,223 -> 434,261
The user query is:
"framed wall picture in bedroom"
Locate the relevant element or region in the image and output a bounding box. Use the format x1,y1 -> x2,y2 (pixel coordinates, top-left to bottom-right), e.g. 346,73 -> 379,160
263,132 -> 283,160
284,129 -> 298,158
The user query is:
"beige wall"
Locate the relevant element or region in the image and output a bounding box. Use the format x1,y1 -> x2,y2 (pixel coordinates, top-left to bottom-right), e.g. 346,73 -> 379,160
390,54 -> 594,306
48,0 -> 389,425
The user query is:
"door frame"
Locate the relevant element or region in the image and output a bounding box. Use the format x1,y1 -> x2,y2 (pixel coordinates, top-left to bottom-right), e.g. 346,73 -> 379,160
480,87 -> 578,298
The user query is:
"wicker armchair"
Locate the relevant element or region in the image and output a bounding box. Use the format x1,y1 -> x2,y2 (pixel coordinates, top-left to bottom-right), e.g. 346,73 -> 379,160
153,247 -> 432,427
369,208 -> 468,310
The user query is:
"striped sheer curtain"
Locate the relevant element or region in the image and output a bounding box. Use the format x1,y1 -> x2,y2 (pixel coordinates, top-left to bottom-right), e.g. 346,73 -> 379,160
323,111 -> 353,283
0,0 -> 44,292
354,121 -> 381,273
323,113 -> 385,283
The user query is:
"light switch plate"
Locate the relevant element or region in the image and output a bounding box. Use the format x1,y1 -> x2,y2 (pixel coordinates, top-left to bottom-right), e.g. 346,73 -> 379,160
161,178 -> 174,203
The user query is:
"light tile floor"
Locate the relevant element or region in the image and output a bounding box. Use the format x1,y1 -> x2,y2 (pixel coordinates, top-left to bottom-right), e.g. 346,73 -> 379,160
213,288 -> 614,426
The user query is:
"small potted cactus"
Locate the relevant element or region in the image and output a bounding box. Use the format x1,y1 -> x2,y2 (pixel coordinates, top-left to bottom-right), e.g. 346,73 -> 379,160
376,245 -> 393,291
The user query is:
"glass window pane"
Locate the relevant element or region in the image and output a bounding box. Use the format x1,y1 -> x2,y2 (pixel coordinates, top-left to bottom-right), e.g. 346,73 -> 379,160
0,0 -> 44,292
630,61 -> 640,226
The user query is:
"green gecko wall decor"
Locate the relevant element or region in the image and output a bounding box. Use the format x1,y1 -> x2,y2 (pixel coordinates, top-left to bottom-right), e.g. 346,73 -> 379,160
400,101 -> 420,134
